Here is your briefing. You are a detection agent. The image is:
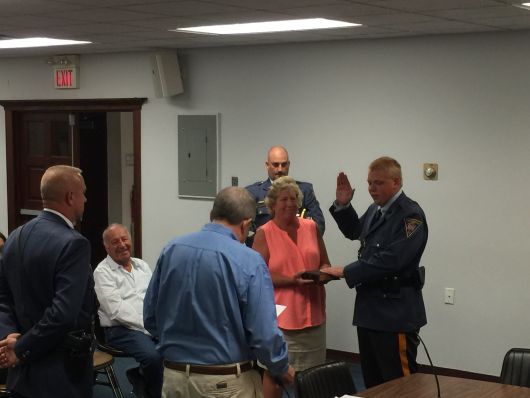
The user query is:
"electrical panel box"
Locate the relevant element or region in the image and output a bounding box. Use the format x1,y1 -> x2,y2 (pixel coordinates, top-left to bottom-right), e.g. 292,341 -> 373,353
178,114 -> 218,199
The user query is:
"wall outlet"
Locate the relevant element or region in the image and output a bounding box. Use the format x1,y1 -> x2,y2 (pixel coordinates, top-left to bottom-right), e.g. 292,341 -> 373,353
444,287 -> 455,304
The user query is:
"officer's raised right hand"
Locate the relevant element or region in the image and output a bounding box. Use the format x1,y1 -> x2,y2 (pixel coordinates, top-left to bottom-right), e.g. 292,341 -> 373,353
336,172 -> 355,206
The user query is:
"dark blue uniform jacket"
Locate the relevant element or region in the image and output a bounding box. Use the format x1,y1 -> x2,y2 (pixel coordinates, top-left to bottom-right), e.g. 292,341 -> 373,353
330,192 -> 428,332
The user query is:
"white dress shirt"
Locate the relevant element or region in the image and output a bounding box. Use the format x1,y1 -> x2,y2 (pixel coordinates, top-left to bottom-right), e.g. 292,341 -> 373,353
43,208 -> 74,229
94,255 -> 152,334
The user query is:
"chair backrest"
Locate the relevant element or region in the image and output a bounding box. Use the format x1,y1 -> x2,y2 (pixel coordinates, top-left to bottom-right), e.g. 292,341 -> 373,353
93,313 -> 106,344
295,361 -> 357,398
500,348 -> 530,387
93,313 -> 129,357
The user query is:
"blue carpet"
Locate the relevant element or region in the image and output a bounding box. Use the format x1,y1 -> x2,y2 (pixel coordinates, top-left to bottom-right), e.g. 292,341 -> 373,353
94,356 -> 137,398
93,358 -> 365,398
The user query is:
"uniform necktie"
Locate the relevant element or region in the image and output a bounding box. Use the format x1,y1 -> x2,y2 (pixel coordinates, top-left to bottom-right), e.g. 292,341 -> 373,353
371,208 -> 382,227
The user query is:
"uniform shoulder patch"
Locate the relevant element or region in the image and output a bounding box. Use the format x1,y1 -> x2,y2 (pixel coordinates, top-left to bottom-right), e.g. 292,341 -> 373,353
404,218 -> 422,238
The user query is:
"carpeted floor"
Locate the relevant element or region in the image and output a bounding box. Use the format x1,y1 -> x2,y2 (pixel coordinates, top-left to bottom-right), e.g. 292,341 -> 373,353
93,356 -> 366,398
93,356 -> 136,398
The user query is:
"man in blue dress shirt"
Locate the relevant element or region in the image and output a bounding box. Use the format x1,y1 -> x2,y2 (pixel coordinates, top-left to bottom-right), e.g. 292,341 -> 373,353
144,187 -> 295,398
245,146 -> 325,245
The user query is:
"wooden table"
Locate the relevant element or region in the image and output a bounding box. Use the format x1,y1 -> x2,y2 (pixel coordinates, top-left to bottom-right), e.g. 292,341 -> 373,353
358,373 -> 530,398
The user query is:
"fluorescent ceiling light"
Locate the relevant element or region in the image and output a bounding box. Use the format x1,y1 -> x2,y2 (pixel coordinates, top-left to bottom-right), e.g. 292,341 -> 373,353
174,18 -> 361,35
0,37 -> 91,49
514,3 -> 530,10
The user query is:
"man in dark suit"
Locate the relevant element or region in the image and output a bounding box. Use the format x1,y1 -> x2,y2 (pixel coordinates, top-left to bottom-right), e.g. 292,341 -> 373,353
245,146 -> 325,243
0,165 -> 96,398
323,157 -> 428,388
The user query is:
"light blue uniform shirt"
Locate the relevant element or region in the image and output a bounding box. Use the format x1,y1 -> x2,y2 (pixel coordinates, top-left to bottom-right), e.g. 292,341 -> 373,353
144,222 -> 289,377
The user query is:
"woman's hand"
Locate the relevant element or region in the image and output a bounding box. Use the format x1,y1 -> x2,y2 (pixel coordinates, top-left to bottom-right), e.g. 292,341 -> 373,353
293,271 -> 316,285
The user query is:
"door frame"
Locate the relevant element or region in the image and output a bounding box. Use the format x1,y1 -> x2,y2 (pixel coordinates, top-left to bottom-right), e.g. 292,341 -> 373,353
0,98 -> 147,257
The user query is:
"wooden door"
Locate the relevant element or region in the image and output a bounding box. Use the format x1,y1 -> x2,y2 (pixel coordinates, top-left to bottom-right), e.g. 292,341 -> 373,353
13,111 -> 110,267
1,98 -> 146,258
15,112 -> 74,226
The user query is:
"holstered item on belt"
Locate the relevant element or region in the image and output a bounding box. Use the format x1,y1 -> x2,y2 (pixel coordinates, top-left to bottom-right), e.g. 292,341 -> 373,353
163,360 -> 254,375
359,266 -> 425,293
62,329 -> 93,357
62,329 -> 94,381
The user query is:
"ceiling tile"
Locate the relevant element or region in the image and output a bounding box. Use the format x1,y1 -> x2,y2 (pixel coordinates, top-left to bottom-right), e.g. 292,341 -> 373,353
0,0 -> 529,57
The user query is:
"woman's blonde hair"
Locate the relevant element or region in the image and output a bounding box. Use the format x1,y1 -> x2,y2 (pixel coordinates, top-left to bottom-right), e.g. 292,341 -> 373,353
265,176 -> 303,216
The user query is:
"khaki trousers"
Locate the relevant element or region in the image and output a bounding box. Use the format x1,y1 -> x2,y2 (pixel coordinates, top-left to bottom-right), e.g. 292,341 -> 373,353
162,367 -> 263,398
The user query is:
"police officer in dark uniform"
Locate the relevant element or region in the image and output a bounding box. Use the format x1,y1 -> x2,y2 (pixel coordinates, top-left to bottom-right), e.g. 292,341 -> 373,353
323,157 -> 428,389
245,145 -> 325,245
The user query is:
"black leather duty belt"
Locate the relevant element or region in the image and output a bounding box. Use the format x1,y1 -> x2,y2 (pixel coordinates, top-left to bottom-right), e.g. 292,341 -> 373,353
163,360 -> 254,375
358,267 -> 425,293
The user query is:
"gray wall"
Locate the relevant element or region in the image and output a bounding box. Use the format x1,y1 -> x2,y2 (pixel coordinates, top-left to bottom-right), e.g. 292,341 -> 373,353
1,30 -> 529,376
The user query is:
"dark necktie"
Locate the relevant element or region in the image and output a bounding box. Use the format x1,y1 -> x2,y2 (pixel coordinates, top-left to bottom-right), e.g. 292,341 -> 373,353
370,208 -> 382,227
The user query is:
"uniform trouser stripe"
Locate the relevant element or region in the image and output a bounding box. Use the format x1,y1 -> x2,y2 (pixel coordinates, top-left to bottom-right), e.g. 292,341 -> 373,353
398,332 -> 411,376
357,327 -> 420,388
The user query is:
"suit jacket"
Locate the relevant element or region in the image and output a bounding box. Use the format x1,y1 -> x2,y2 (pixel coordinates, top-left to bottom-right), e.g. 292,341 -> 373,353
330,192 -> 428,332
246,178 -> 325,234
0,211 -> 96,398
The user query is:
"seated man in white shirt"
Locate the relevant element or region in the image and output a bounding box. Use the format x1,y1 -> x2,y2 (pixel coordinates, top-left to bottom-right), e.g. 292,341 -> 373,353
94,223 -> 163,398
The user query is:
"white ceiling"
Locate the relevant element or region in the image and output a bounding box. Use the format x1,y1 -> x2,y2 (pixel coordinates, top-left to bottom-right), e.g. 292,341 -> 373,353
1,0 -> 529,57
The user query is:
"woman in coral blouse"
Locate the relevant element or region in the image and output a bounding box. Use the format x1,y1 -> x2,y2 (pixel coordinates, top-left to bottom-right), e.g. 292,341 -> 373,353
253,176 -> 333,397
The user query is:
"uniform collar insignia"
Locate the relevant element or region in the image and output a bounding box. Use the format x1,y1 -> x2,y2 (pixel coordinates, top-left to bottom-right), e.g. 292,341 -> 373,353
405,218 -> 422,238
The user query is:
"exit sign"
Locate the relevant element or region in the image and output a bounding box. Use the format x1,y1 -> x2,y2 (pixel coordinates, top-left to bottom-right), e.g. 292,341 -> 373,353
54,67 -> 78,89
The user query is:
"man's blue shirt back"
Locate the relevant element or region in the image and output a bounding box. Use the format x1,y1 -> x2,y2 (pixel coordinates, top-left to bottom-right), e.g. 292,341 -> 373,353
144,223 -> 289,377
